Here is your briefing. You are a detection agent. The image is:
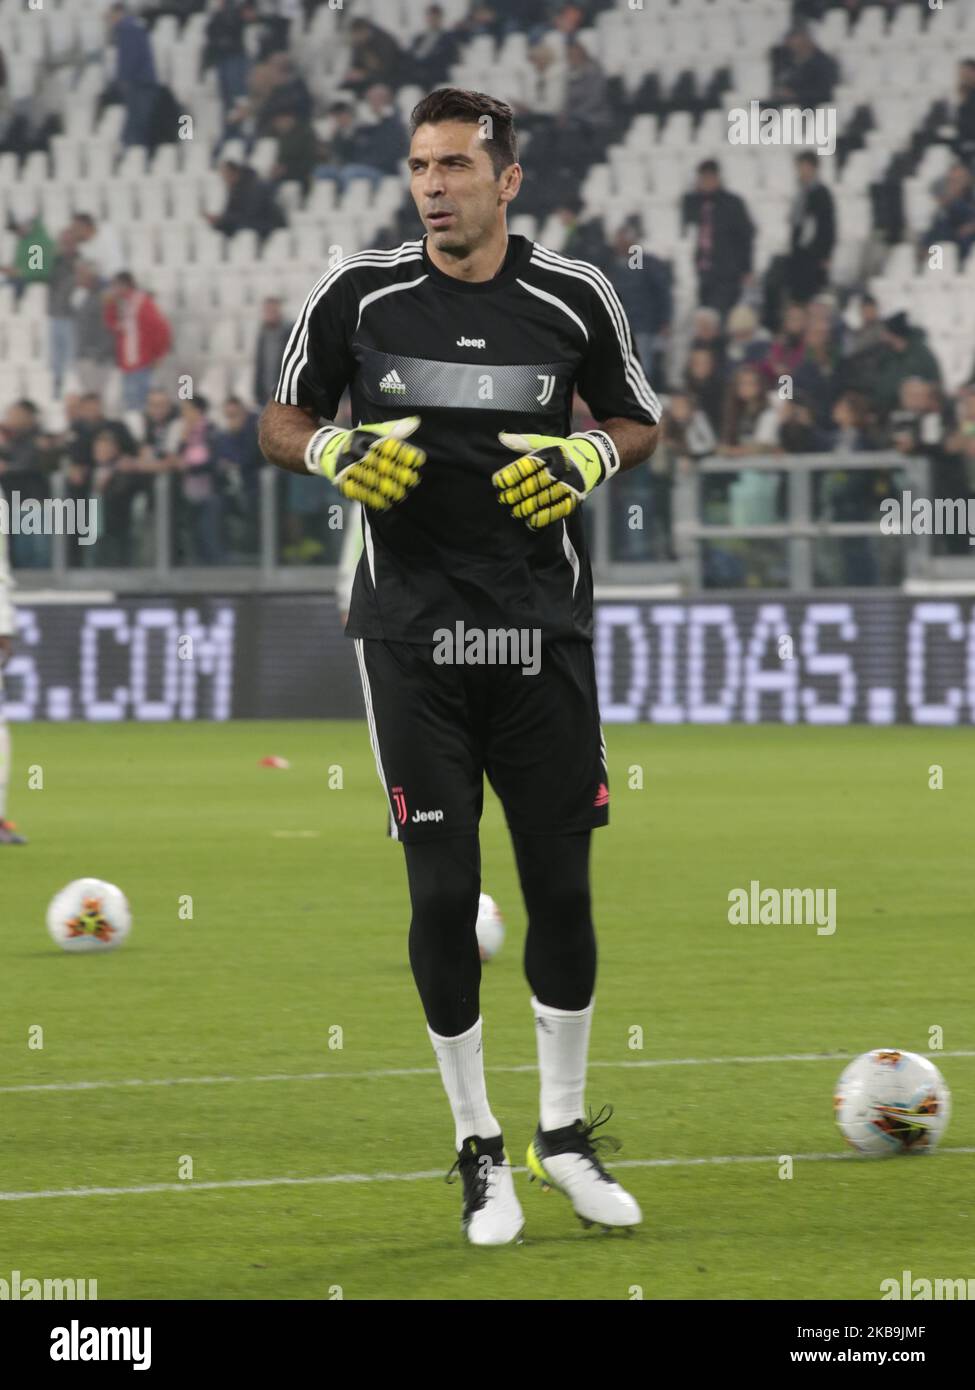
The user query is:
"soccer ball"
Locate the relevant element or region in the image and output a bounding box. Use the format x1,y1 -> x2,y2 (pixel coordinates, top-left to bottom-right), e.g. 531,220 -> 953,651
47,879 -> 132,954
834,1049 -> 951,1156
476,893 -> 504,961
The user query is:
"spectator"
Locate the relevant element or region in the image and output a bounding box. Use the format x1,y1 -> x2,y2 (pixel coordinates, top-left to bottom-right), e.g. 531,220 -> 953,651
62,392 -> 139,492
203,0 -> 253,118
71,260 -> 116,395
720,365 -> 781,457
254,52 -> 312,131
684,345 -> 725,435
887,377 -> 945,453
562,41 -> 611,145
650,390 -> 718,559
90,426 -> 144,567
943,383 -> 975,498
353,84 -> 408,177
870,312 -> 942,418
314,89 -> 406,191
690,305 -> 725,358
107,3 -> 159,148
0,401 -> 57,566
410,5 -> 460,88
48,226 -> 81,397
951,57 -> 975,161
140,387 -> 180,468
603,219 -> 672,390
771,24 -> 839,108
778,393 -> 831,453
341,18 -> 404,95
681,160 -> 755,320
844,292 -> 885,360
205,160 -> 285,239
0,213 -> 54,296
724,304 -> 770,375
214,396 -> 263,554
269,109 -> 319,189
254,296 -> 290,404
71,213 -> 125,279
552,200 -> 609,265
759,302 -> 808,389
786,151 -> 835,305
822,390 -> 886,584
658,390 -> 718,470
793,316 -> 841,427
103,271 -> 173,410
921,162 -> 975,264
167,396 -> 224,564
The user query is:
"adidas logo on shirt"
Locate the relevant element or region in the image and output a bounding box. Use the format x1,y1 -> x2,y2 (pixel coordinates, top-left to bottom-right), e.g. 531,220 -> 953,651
379,369 -> 406,394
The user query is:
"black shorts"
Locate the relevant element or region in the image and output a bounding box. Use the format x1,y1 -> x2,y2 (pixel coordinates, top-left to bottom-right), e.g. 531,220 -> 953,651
352,637 -> 609,842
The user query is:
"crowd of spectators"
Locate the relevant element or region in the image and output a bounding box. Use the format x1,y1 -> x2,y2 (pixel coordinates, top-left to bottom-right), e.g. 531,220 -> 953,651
2,1 -> 975,582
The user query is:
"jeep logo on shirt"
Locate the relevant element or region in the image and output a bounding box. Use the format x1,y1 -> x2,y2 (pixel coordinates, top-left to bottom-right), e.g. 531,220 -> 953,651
456,337 -> 486,349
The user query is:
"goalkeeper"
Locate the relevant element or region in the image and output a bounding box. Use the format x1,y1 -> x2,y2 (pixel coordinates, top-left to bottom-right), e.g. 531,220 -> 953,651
260,88 -> 660,1247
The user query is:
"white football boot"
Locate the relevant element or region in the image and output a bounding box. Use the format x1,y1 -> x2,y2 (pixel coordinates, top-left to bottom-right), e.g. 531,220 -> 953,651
526,1106 -> 642,1231
447,1135 -> 525,1246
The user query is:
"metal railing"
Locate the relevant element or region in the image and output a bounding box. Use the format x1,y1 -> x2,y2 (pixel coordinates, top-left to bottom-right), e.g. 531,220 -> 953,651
9,452 -> 975,594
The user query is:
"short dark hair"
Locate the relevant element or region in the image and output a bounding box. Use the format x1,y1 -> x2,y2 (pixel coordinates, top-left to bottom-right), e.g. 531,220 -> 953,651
697,159 -> 720,177
14,398 -> 38,416
74,212 -> 95,229
114,270 -> 136,289
796,150 -> 818,168
409,88 -> 518,178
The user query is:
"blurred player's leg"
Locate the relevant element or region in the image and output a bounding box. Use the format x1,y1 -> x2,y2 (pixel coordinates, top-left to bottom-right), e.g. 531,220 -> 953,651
512,831 -> 640,1229
0,717 -> 26,845
405,835 -> 523,1245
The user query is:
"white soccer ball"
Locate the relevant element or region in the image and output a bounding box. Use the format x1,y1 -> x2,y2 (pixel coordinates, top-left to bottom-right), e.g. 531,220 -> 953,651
834,1049 -> 951,1156
47,879 -> 132,954
476,893 -> 505,961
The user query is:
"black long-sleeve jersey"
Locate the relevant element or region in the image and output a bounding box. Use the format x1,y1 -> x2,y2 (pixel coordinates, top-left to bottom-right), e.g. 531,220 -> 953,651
274,233 -> 661,643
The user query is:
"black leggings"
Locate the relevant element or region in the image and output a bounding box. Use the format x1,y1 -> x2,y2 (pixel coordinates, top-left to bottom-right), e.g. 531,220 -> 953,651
403,831 -> 597,1036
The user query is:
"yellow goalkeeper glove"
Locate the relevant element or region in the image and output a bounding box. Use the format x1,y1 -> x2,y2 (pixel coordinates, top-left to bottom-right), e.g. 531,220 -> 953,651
492,429 -> 619,530
305,415 -> 426,510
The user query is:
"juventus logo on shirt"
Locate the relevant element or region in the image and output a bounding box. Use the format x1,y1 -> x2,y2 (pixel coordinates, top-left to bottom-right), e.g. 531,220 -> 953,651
536,374 -> 556,405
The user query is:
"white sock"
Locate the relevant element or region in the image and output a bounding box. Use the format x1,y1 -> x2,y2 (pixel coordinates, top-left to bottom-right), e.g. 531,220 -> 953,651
427,1016 -> 501,1151
0,720 -> 9,820
532,995 -> 594,1132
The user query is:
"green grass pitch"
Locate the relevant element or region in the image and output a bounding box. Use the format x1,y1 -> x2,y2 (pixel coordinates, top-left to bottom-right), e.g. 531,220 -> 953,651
2,721 -> 973,1300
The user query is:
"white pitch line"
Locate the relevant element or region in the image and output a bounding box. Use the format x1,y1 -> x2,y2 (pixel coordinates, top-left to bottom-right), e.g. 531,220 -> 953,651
3,1051 -> 974,1097
2,1148 -> 975,1203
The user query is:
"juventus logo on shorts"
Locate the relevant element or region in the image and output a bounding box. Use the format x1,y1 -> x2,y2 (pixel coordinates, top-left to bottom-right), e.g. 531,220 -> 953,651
391,786 -> 408,825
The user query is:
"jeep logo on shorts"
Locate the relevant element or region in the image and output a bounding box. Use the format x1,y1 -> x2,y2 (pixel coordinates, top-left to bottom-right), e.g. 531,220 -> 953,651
411,809 -> 444,823
456,337 -> 486,349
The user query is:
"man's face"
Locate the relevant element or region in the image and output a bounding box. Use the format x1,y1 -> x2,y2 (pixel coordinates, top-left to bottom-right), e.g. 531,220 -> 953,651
426,5 -> 443,29
697,169 -> 719,195
262,298 -> 282,326
900,379 -> 928,413
79,397 -> 103,423
4,405 -> 34,435
409,120 -> 517,255
796,158 -> 817,185
146,391 -> 171,422
224,402 -> 246,431
946,165 -> 971,199
959,62 -> 975,93
366,85 -> 390,116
